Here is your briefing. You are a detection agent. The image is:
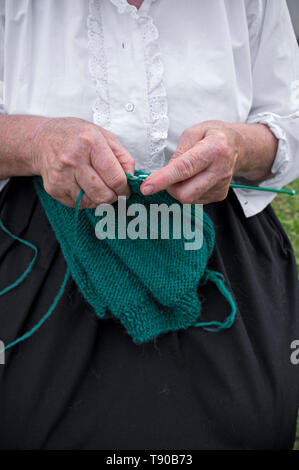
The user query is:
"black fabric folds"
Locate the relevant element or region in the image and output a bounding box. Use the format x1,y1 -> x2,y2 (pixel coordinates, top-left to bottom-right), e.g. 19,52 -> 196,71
0,176 -> 298,450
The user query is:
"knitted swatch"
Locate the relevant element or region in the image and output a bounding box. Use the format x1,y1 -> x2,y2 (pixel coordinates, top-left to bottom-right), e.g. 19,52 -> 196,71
31,171 -> 237,343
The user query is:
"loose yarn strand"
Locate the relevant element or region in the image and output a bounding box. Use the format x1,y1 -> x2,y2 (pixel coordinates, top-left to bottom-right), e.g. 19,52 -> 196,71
0,197 -> 78,353
0,267 -> 70,354
0,188 -> 86,353
195,269 -> 237,331
0,218 -> 38,295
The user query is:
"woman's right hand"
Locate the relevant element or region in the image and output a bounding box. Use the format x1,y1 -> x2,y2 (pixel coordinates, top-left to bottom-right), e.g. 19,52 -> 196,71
32,117 -> 135,208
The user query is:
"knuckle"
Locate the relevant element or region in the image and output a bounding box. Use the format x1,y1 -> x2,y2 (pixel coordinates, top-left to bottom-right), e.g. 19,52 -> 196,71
85,201 -> 97,209
59,152 -> 76,168
78,127 -> 97,147
180,194 -> 194,205
89,192 -> 104,206
171,148 -> 183,160
176,187 -> 194,205
100,192 -> 117,204
215,186 -> 229,202
174,156 -> 196,180
91,188 -> 116,205
126,153 -> 135,165
214,133 -> 230,158
81,195 -> 95,209
107,172 -> 126,192
117,150 -> 134,168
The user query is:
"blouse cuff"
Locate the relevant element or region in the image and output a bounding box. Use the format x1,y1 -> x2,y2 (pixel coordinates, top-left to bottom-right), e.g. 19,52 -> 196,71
232,112 -> 291,218
246,112 -> 290,178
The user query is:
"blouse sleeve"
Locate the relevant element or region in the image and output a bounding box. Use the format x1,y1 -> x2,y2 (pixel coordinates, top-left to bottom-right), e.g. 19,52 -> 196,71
233,0 -> 299,217
0,0 -> 8,192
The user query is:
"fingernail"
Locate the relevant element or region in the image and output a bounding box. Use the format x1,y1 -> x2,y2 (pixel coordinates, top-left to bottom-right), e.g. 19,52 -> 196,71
142,184 -> 154,195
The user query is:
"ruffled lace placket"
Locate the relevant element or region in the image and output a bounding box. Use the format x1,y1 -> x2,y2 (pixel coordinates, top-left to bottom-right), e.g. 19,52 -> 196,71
87,0 -> 111,131
87,0 -> 169,171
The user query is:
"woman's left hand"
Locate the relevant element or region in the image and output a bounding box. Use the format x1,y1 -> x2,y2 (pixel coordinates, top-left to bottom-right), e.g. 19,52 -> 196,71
140,120 -> 277,205
140,121 -> 244,204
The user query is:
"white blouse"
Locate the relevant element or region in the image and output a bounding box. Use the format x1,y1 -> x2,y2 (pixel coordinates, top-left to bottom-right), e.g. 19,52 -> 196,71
0,0 -> 299,217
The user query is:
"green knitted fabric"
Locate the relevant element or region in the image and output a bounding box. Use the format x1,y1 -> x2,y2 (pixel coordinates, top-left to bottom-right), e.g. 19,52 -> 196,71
31,171 -> 236,343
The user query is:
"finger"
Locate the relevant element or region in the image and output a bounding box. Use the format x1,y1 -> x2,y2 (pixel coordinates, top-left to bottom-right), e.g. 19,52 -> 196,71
91,133 -> 131,197
193,177 -> 230,204
140,139 -> 214,195
55,193 -> 75,208
68,191 -> 97,210
166,169 -> 223,204
43,173 -> 109,209
171,126 -> 207,160
80,194 -> 100,209
107,135 -> 135,175
43,175 -> 79,208
60,188 -> 112,210
75,165 -> 118,206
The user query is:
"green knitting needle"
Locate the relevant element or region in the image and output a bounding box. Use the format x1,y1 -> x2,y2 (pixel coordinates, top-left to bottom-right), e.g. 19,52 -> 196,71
128,174 -> 296,196
229,183 -> 295,195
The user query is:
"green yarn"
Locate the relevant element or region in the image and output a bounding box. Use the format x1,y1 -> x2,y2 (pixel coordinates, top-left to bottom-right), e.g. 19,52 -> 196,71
0,171 -> 237,352
0,217 -> 38,296
2,267 -> 70,353
0,216 -> 70,353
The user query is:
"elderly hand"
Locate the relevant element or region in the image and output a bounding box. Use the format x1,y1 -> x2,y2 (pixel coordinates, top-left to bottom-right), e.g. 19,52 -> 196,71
32,117 -> 135,208
140,120 -> 277,205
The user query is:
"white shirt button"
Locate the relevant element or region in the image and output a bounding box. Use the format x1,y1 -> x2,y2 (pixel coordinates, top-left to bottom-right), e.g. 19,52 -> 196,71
125,102 -> 135,112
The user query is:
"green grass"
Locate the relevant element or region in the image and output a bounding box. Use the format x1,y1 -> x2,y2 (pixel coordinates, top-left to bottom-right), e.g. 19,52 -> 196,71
272,179 -> 299,271
271,178 -> 299,450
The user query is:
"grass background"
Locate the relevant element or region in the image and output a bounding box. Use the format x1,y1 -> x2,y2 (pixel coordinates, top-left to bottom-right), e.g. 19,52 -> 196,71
271,178 -> 299,450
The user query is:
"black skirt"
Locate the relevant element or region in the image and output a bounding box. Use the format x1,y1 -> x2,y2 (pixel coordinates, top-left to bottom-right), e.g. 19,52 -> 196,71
0,176 -> 298,450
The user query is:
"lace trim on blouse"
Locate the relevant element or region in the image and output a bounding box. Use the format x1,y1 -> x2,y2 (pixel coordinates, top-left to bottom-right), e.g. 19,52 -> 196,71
87,0 -> 169,169
87,0 -> 111,130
